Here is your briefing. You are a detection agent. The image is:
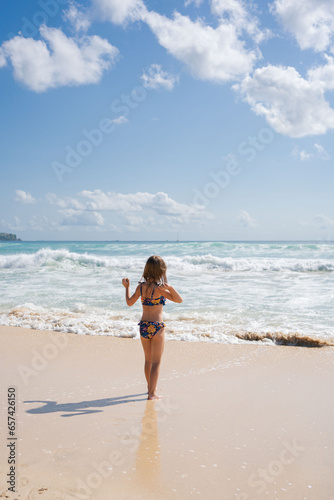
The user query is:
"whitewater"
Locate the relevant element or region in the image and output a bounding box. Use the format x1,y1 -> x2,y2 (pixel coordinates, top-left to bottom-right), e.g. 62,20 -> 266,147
0,240 -> 333,346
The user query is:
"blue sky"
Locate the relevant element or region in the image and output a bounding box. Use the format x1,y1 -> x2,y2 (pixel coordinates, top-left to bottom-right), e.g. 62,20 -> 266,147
0,0 -> 333,241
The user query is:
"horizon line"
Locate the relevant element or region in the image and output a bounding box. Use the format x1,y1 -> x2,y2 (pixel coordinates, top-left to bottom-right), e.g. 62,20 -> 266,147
1,239 -> 331,243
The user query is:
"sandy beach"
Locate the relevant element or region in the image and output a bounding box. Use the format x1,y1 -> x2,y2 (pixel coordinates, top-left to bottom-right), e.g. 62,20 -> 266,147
1,325 -> 334,500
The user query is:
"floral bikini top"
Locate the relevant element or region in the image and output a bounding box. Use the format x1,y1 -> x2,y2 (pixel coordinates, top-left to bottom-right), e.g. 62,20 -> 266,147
140,282 -> 166,306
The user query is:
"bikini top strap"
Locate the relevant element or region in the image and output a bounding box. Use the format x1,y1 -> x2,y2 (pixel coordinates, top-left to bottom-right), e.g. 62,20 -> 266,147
151,284 -> 158,299
140,283 -> 143,296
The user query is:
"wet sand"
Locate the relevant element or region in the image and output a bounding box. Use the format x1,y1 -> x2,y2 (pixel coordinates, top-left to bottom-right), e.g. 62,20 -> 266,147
0,325 -> 333,500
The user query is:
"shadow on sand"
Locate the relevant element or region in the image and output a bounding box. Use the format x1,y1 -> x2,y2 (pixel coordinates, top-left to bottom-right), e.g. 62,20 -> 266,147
23,393 -> 147,417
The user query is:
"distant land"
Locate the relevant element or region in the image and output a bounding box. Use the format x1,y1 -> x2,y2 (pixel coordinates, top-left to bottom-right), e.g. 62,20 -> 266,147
0,233 -> 22,241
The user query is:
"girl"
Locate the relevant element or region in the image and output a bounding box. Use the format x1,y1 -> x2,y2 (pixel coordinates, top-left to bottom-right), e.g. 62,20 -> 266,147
122,255 -> 183,400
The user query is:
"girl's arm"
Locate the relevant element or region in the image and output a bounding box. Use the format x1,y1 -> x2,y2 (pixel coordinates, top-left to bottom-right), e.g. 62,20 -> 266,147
122,278 -> 140,306
159,284 -> 183,303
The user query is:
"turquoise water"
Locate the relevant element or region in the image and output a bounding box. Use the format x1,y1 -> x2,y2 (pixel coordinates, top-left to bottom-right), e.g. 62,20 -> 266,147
0,241 -> 333,345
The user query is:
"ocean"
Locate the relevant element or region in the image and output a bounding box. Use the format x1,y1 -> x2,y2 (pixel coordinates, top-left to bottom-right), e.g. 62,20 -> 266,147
0,240 -> 333,346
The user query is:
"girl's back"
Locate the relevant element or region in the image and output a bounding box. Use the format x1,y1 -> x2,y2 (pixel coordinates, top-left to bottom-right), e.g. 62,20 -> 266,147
140,282 -> 162,300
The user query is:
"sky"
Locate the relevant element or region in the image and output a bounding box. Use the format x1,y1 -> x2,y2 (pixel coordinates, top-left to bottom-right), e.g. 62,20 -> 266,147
0,0 -> 333,241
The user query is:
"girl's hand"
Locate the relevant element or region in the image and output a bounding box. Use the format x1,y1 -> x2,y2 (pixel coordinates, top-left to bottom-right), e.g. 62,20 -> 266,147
159,283 -> 170,290
122,278 -> 130,288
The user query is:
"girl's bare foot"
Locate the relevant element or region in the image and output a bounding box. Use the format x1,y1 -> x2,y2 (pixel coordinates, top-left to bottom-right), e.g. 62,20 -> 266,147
147,391 -> 164,400
148,394 -> 160,400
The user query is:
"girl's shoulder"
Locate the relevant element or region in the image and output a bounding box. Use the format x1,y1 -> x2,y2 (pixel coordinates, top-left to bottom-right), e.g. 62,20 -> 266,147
138,280 -> 152,291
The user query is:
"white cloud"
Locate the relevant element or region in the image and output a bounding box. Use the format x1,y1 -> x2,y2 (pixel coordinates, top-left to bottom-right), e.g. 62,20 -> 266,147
313,214 -> 333,229
292,142 -> 330,161
237,210 -> 256,227
272,0 -> 334,52
292,147 -> 313,161
299,150 -> 313,161
142,10 -> 258,83
1,216 -> 24,231
28,215 -> 49,231
14,189 -> 37,204
81,190 -> 139,211
300,214 -> 334,229
211,0 -> 270,43
308,55 -> 334,91
45,192 -> 85,209
93,0 -> 145,25
111,115 -> 128,125
60,209 -> 104,226
234,64 -> 334,137
81,190 -> 210,223
47,189 -> 212,226
141,64 -> 179,90
63,2 -> 92,33
211,0 -> 246,21
124,214 -> 146,231
0,25 -> 118,92
92,0 -> 261,83
1,215 -> 51,232
314,143 -> 330,160
185,0 -> 203,7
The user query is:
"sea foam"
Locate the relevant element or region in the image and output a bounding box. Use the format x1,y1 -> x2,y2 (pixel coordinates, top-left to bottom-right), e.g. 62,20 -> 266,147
1,242 -> 333,347
0,248 -> 333,272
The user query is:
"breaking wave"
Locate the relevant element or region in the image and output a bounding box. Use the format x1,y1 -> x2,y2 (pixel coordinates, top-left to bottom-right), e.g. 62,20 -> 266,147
0,248 -> 333,272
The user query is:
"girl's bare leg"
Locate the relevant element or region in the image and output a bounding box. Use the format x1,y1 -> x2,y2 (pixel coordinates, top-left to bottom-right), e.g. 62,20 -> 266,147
140,336 -> 152,391
148,328 -> 165,400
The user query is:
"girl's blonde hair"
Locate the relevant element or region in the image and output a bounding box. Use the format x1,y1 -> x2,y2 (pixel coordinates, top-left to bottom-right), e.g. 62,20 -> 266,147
142,255 -> 167,284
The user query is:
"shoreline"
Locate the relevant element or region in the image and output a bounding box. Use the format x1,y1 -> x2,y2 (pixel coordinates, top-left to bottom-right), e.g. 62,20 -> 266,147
1,318 -> 333,348
1,325 -> 334,499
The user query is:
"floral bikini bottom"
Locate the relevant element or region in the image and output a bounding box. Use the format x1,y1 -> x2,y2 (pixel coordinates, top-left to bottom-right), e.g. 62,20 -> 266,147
138,320 -> 165,339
